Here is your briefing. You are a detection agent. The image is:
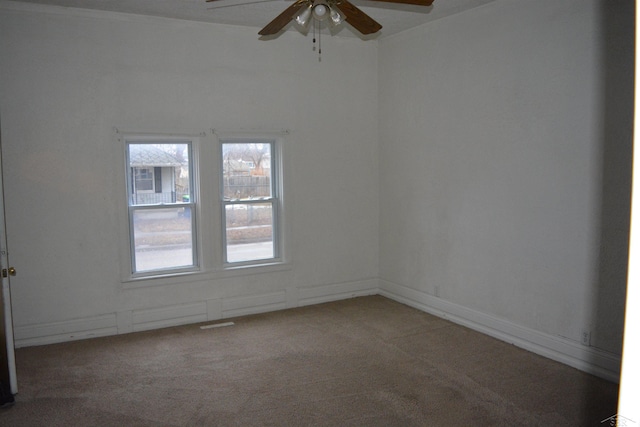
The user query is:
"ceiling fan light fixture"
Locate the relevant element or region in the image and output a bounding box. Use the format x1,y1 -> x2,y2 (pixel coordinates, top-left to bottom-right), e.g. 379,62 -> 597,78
328,5 -> 343,26
294,3 -> 313,28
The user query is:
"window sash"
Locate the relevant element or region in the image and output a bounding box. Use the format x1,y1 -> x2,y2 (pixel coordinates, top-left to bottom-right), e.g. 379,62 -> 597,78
220,140 -> 279,265
128,204 -> 198,274
126,141 -> 197,276
222,198 -> 279,264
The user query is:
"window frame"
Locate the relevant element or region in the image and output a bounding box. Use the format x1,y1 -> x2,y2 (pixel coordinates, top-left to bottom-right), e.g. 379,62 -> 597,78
219,138 -> 282,267
116,129 -> 291,287
124,137 -> 199,278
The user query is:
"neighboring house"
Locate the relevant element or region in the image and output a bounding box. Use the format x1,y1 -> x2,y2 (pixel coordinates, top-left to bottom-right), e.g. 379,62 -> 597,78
128,144 -> 186,204
223,158 -> 270,176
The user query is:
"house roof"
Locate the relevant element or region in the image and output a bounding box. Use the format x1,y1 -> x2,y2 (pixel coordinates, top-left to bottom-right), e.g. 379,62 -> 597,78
129,144 -> 183,167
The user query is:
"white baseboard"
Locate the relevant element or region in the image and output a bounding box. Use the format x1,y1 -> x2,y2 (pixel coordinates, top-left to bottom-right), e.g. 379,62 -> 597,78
14,293 -> 287,346
14,314 -> 118,348
297,278 -> 379,307
12,280 -> 376,347
131,301 -> 208,333
221,291 -> 287,318
379,279 -> 621,383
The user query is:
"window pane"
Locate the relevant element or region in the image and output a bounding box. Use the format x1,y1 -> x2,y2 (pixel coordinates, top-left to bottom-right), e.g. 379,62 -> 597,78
222,143 -> 272,199
225,203 -> 274,263
128,143 -> 190,206
132,207 -> 194,273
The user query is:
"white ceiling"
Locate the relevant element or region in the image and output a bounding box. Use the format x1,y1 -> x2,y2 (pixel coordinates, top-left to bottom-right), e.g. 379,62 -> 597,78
6,0 -> 496,38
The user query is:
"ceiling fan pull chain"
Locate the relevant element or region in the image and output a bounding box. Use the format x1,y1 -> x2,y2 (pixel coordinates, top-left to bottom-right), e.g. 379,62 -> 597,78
312,20 -> 316,52
318,22 -> 322,61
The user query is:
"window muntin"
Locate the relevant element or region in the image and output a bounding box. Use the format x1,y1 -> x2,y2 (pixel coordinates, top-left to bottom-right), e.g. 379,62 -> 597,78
126,141 -> 197,275
221,141 -> 278,264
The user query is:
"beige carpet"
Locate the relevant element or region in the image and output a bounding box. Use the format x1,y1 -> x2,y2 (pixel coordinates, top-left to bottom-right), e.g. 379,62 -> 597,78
0,296 -> 619,426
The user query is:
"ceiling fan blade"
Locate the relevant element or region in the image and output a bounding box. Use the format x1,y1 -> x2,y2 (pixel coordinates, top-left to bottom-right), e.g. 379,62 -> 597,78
334,0 -> 382,35
366,0 -> 433,5
258,0 -> 308,36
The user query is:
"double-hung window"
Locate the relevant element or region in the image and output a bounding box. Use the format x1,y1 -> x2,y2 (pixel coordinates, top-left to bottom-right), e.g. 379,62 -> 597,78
125,140 -> 197,275
221,140 -> 280,264
121,131 -> 287,281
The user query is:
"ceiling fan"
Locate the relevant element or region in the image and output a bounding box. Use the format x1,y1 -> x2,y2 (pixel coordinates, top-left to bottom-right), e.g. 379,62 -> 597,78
206,0 -> 434,37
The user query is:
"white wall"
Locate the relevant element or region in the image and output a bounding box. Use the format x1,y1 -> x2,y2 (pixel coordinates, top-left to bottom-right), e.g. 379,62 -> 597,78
0,2 -> 379,345
378,0 -> 633,381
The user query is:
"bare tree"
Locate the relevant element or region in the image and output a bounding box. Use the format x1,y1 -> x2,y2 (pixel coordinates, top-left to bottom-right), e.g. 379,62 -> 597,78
223,143 -> 270,176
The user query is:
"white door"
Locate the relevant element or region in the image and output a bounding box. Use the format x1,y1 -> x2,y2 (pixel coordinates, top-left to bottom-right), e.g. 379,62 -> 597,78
0,119 -> 17,395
